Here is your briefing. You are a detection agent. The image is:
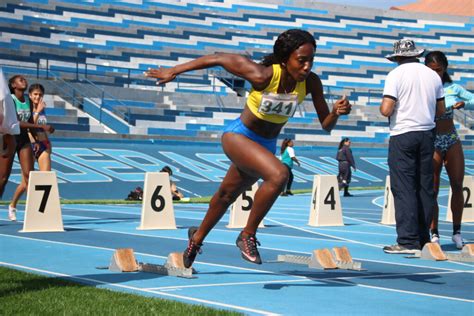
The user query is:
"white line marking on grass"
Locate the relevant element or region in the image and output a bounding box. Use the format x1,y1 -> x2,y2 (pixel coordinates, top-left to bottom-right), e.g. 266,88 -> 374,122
0,262 -> 278,316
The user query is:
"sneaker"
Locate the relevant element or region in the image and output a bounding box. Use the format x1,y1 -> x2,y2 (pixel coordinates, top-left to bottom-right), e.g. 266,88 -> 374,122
431,234 -> 440,244
383,244 -> 419,254
8,205 -> 16,221
236,231 -> 262,264
182,227 -> 202,268
343,192 -> 353,197
452,233 -> 463,250
286,190 -> 294,196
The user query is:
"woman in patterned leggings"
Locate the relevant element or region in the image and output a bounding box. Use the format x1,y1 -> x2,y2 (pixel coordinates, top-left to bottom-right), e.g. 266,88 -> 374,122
425,51 -> 474,249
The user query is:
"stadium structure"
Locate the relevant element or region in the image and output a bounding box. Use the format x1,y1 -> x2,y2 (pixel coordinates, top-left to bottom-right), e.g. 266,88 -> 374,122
0,0 -> 472,198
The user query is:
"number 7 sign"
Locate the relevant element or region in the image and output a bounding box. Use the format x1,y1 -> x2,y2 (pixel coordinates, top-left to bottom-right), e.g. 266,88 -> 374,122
21,171 -> 64,233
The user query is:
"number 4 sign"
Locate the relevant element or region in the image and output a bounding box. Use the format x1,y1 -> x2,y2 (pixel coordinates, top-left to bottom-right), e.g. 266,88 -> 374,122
308,175 -> 344,227
21,171 -> 64,233
137,172 -> 177,230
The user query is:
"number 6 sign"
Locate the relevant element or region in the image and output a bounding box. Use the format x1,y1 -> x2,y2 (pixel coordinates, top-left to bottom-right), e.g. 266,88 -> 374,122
308,175 -> 344,227
137,172 -> 177,230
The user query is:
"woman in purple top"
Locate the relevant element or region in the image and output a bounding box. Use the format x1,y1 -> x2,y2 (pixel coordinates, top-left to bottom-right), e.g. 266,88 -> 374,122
336,137 -> 356,197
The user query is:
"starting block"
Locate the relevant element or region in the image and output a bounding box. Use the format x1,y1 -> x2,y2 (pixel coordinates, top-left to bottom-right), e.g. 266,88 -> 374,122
418,242 -> 447,261
107,249 -> 196,278
407,243 -> 474,263
446,244 -> 474,263
331,246 -> 364,270
109,248 -> 140,272
276,247 -> 364,271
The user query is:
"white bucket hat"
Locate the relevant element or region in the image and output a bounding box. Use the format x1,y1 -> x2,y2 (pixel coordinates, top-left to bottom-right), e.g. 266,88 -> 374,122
385,39 -> 425,61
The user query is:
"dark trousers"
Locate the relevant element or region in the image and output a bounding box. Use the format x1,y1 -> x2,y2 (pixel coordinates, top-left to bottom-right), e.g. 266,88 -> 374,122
283,164 -> 294,191
337,161 -> 351,189
388,129 -> 435,249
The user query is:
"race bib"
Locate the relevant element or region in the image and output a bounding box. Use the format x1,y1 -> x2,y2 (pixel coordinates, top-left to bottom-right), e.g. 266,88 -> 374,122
258,93 -> 298,117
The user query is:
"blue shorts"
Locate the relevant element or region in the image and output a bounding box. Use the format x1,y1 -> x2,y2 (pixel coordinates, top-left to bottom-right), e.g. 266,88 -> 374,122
223,118 -> 277,154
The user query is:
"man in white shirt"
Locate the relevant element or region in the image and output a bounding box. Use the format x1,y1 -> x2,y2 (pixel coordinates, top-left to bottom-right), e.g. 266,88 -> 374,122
380,39 -> 445,254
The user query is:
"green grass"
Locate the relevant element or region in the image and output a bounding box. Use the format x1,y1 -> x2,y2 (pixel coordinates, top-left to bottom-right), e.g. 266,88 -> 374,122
0,266 -> 241,315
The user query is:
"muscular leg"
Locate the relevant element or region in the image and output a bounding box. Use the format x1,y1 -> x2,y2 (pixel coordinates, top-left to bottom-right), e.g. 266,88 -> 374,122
431,149 -> 443,231
192,163 -> 258,244
223,133 -> 288,235
10,145 -> 34,208
0,135 -> 16,198
37,148 -> 52,171
193,133 -> 288,243
444,142 -> 465,227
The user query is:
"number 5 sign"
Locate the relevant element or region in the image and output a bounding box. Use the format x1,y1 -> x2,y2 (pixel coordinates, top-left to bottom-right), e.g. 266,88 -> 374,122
21,171 -> 64,233
308,175 -> 344,227
227,183 -> 264,228
137,172 -> 177,230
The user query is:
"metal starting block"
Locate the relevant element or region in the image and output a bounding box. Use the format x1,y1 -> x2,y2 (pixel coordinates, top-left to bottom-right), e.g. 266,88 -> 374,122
108,249 -> 196,278
277,247 -> 364,271
446,244 -> 474,263
407,243 -> 474,263
332,246 -> 365,271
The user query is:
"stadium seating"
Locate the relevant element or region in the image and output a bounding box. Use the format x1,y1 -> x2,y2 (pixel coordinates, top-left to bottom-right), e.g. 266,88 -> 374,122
0,0 -> 472,146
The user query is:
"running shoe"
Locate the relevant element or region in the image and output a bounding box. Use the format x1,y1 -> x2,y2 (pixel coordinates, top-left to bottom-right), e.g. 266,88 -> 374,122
452,233 -> 464,250
430,234 -> 440,244
236,231 -> 262,264
182,227 -> 202,268
8,205 -> 16,221
383,244 -> 420,254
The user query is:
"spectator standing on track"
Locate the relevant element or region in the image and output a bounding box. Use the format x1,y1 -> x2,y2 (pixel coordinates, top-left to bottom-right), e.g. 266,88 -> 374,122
280,138 -> 300,196
7,75 -> 54,221
145,29 -> 351,267
0,68 -> 20,204
425,51 -> 474,249
336,137 -> 356,197
380,39 -> 445,254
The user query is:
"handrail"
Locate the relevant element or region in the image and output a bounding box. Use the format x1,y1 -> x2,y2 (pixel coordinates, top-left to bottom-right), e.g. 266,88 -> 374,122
78,76 -> 131,122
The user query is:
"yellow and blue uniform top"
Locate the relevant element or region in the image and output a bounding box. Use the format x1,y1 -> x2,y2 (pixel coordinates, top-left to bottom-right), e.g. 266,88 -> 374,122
246,64 -> 307,124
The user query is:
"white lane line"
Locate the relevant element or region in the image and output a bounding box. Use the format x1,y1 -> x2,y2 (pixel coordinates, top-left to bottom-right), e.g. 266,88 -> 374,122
146,269 -> 470,292
0,262 -> 278,316
266,218 -> 383,248
0,233 -> 293,275
2,235 -> 472,305
1,232 -> 468,273
0,217 -> 339,243
264,218 -> 473,267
